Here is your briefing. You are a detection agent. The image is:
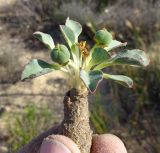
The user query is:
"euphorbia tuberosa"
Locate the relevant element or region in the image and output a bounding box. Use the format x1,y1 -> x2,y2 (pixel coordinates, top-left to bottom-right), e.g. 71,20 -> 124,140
20,18 -> 149,153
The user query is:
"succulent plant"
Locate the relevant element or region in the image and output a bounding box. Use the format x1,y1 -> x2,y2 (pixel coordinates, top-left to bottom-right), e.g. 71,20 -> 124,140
20,18 -> 149,153
22,18 -> 149,93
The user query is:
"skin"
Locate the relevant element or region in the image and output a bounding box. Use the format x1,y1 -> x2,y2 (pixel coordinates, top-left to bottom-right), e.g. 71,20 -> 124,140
40,134 -> 128,153
17,124 -> 127,153
17,102 -> 128,153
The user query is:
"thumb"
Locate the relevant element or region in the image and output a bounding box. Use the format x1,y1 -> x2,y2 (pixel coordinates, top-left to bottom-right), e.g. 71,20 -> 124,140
91,134 -> 127,153
40,135 -> 80,153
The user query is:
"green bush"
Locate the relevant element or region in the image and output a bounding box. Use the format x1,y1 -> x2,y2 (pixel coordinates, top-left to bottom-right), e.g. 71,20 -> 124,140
8,104 -> 55,153
90,93 -> 109,134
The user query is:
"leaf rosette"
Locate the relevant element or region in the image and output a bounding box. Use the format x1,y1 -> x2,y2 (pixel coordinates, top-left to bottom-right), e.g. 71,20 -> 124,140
22,18 -> 150,93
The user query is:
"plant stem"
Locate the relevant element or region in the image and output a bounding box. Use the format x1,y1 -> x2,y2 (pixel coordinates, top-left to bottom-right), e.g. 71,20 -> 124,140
59,88 -> 93,153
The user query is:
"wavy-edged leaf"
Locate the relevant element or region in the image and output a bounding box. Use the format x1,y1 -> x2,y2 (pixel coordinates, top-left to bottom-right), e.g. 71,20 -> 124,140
104,40 -> 127,52
94,49 -> 150,70
60,25 -> 75,47
80,70 -> 103,93
33,31 -> 55,50
103,73 -> 133,88
50,44 -> 70,65
21,59 -> 60,81
88,48 -> 110,69
110,49 -> 150,66
94,29 -> 112,46
66,18 -> 82,42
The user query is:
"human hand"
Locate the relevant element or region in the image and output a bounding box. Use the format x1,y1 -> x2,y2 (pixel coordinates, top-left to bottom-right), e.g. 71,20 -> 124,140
40,134 -> 127,153
17,125 -> 127,153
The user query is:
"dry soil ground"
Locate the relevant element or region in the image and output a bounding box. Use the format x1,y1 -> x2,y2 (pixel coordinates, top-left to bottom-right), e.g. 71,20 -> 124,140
0,1 -> 68,152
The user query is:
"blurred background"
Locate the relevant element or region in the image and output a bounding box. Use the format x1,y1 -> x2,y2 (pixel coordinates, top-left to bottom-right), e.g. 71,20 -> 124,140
0,0 -> 160,152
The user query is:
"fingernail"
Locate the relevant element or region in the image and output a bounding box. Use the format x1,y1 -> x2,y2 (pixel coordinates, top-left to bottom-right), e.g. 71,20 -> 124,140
40,138 -> 71,153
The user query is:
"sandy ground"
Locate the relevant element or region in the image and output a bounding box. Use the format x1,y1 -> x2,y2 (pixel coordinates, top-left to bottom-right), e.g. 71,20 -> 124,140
0,6 -> 67,152
0,42 -> 67,152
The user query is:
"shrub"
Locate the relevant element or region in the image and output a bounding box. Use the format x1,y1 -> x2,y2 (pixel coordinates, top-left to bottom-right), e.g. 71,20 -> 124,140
8,104 -> 55,152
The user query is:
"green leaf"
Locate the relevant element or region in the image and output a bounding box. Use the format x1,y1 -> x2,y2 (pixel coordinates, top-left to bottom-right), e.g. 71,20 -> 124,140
88,48 -> 110,69
104,40 -> 127,52
60,25 -> 75,47
66,18 -> 82,42
94,29 -> 112,46
33,31 -> 55,50
103,73 -> 133,88
50,44 -> 70,65
21,59 -> 60,81
110,49 -> 150,66
80,70 -> 103,93
94,49 -> 150,70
